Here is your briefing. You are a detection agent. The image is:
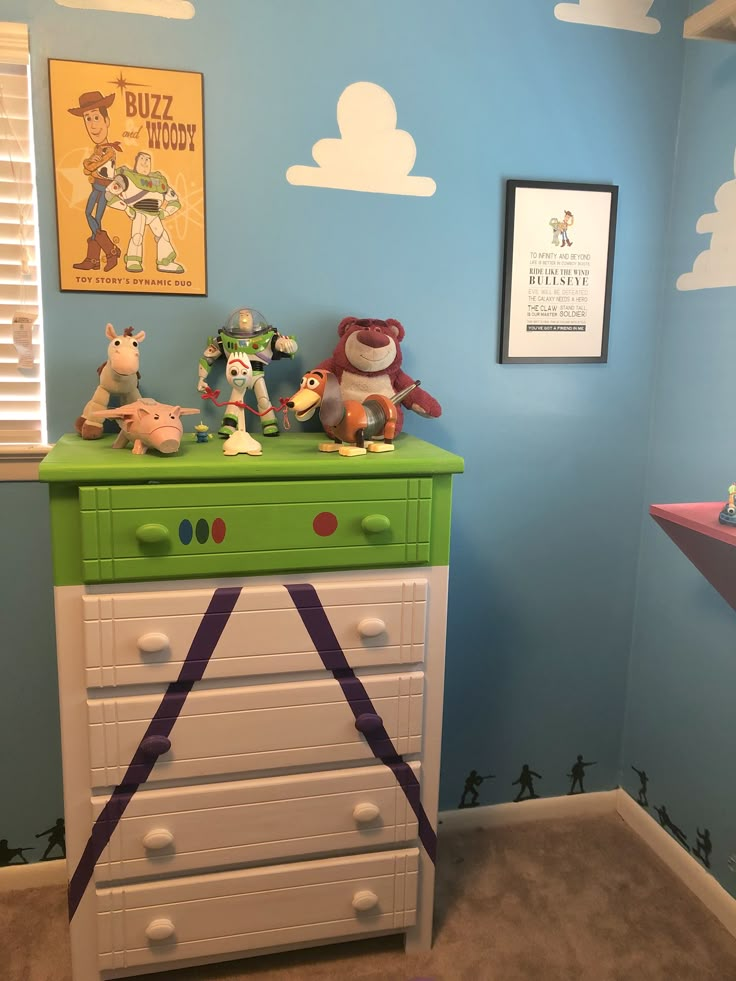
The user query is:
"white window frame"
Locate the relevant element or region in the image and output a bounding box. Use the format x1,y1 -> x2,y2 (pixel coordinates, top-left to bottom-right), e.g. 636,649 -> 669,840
0,23 -> 50,480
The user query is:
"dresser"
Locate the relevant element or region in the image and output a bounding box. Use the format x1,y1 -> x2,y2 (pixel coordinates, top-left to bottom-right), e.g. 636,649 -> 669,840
40,431 -> 463,980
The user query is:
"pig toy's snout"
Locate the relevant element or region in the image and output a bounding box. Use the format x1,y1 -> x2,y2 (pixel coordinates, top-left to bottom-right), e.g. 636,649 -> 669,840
157,438 -> 181,454
150,426 -> 184,454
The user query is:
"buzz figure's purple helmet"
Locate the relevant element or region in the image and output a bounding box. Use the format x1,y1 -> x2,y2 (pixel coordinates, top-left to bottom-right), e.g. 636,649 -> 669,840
221,307 -> 270,340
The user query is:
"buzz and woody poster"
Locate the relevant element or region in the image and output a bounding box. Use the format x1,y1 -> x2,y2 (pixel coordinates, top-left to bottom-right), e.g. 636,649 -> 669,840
48,59 -> 206,295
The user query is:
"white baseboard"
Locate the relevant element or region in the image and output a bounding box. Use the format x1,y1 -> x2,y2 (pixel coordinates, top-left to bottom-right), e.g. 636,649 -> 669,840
439,789 -> 618,832
0,858 -> 67,892
615,788 -> 736,940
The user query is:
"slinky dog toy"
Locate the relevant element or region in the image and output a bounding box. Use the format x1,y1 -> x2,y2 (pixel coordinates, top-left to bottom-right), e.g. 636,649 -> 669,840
287,368 -> 420,457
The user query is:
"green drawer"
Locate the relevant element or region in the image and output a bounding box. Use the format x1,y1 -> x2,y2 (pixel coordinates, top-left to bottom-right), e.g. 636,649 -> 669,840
79,478 -> 433,583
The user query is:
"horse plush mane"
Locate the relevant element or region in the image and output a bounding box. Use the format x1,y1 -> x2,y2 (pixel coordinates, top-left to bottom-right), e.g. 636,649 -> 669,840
75,322 -> 146,439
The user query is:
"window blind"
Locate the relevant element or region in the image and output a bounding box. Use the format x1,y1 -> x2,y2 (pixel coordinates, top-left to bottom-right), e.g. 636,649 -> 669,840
0,22 -> 45,446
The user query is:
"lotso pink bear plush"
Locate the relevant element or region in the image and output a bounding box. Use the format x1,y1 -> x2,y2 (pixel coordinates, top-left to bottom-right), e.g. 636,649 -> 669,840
316,317 -> 441,435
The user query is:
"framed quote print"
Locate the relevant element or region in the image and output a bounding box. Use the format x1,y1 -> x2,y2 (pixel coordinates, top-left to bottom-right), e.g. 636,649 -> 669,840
48,58 -> 206,296
499,180 -> 618,363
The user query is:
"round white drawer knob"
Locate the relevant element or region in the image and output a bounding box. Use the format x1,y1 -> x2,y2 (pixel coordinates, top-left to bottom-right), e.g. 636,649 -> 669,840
142,828 -> 174,851
352,890 -> 379,912
145,918 -> 175,942
358,618 -> 386,638
353,802 -> 381,824
137,632 -> 170,654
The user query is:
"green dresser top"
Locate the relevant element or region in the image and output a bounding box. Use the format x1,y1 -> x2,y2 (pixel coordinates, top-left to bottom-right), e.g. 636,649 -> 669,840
40,432 -> 464,484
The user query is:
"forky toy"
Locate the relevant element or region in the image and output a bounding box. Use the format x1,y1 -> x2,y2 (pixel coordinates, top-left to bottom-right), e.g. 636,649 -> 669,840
287,369 -> 420,457
200,358 -> 266,457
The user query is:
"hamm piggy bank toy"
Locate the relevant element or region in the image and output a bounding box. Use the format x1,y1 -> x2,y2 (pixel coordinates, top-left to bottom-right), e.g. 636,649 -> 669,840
93,398 -> 199,455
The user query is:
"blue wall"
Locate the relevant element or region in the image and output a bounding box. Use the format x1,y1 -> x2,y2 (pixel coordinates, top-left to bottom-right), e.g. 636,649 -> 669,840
0,482 -> 63,857
622,14 -> 736,898
0,0 -> 690,854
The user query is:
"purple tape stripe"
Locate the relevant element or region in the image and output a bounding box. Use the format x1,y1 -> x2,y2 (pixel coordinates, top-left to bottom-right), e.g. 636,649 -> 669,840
68,585 -> 242,921
285,583 -> 437,863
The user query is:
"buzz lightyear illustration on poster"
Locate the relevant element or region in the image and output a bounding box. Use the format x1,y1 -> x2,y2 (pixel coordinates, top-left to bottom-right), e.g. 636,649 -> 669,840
48,59 -> 206,295
500,180 -> 618,363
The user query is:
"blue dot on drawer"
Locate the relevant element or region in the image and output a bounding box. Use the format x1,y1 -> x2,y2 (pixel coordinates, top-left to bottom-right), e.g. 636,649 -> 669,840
196,518 -> 210,544
179,519 -> 193,545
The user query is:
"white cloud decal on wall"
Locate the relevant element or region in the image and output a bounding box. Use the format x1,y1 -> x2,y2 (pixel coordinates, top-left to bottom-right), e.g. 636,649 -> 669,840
286,82 -> 436,197
677,150 -> 736,291
554,0 -> 660,34
54,0 -> 194,18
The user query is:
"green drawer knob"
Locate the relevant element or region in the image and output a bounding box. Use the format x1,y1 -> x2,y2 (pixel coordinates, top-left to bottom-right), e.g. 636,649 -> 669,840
136,523 -> 171,545
361,514 -> 391,535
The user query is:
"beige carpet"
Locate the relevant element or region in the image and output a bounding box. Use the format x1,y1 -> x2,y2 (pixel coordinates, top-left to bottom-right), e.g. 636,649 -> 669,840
5,813 -> 736,981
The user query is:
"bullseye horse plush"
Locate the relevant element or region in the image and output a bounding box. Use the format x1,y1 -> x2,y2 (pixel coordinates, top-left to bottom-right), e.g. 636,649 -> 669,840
75,323 -> 146,439
287,369 -> 419,457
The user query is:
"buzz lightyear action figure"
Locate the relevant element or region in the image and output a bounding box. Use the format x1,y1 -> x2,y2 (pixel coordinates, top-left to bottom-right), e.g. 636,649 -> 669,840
197,307 -> 298,438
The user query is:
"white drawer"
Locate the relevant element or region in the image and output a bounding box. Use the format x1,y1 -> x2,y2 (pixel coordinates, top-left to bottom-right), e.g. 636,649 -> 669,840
88,672 -> 424,787
97,848 -> 418,972
83,578 -> 427,688
93,762 -> 420,881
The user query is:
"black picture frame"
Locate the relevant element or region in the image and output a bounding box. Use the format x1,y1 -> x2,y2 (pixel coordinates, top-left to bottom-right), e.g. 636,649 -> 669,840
499,179 -> 618,364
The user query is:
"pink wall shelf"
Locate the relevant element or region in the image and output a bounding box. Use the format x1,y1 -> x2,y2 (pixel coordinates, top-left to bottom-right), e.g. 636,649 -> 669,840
650,502 -> 736,612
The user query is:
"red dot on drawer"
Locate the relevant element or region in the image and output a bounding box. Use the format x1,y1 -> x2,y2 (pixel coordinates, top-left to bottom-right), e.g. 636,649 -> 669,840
212,518 -> 226,544
313,511 -> 338,537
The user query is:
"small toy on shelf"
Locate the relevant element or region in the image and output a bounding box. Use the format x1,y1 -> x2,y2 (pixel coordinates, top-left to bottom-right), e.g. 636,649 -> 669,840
315,316 -> 441,437
92,398 -> 199,455
200,356 -> 262,457
719,483 -> 736,526
287,369 -> 420,456
197,307 -> 297,438
193,423 -> 213,443
75,323 -> 145,439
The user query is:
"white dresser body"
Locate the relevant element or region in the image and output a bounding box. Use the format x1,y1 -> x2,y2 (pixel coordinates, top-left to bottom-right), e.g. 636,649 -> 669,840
54,565 -> 449,979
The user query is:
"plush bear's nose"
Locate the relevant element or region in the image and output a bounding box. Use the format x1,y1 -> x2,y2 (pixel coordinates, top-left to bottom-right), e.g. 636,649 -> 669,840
358,329 -> 390,349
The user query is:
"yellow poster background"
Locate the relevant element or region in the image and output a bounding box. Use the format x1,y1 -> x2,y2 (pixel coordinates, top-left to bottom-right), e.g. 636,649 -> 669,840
49,59 -> 206,295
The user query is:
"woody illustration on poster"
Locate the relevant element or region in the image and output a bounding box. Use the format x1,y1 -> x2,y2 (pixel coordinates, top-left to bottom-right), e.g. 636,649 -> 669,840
49,59 -> 206,295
